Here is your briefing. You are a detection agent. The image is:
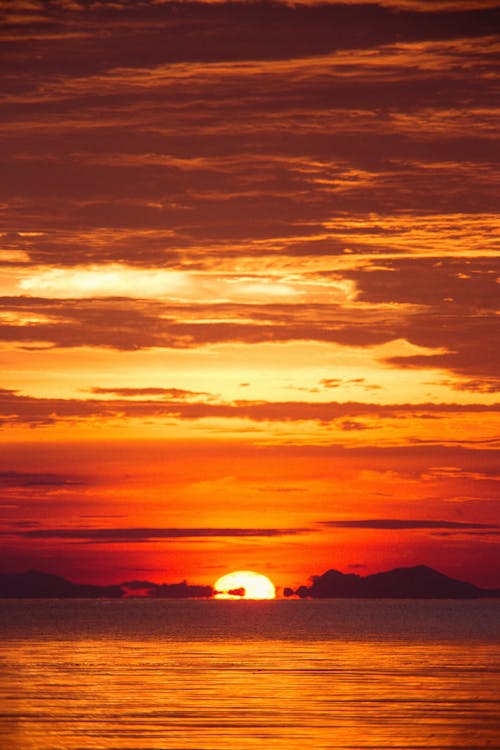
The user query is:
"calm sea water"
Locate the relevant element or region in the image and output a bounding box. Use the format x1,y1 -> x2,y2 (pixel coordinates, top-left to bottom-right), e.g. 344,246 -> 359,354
1,599 -> 499,750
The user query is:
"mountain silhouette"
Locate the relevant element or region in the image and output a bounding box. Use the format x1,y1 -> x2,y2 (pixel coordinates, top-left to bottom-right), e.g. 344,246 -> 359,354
293,565 -> 500,599
0,570 -> 123,598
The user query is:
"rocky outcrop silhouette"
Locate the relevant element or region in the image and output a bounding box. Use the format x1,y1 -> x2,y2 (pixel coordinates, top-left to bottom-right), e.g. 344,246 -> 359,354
293,565 -> 500,599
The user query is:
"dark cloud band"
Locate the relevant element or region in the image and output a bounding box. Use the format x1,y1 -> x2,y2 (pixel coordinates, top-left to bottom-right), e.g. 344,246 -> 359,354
15,526 -> 305,542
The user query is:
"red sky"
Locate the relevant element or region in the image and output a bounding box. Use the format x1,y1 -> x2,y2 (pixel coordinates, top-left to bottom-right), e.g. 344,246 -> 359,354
0,0 -> 499,590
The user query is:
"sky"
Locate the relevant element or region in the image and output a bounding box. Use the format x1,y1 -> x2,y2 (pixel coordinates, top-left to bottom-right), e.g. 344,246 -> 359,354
0,0 -> 499,591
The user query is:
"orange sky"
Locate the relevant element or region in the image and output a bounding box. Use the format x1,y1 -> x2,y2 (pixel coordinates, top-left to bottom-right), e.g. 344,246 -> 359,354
0,0 -> 499,590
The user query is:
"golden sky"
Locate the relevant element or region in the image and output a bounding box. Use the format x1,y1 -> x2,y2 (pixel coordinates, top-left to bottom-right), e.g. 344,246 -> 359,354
0,0 -> 499,590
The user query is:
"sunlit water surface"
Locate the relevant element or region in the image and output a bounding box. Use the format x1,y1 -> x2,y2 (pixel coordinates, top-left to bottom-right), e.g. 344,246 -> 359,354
1,599 -> 499,749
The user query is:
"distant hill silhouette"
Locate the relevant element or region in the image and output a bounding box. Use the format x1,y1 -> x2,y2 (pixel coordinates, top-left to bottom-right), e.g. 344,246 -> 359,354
0,570 -> 123,598
292,565 -> 500,599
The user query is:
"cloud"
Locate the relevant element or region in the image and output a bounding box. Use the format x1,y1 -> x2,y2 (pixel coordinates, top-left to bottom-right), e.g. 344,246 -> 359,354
1,0 -> 498,589
422,465 -> 500,481
348,257 -> 500,308
0,296 -> 399,351
89,386 -> 213,399
0,388 -> 499,428
0,471 -> 86,487
15,526 -> 306,542
17,265 -> 341,303
441,378 -> 500,394
321,519 -> 499,530
343,257 -> 500,384
0,277 -> 498,388
2,0 -> 498,247
3,3 -> 496,74
257,486 -> 306,493
340,420 -> 371,431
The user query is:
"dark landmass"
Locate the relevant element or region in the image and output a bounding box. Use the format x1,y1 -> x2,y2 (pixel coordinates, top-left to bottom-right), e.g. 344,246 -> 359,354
121,579 -> 213,598
120,579 -> 155,596
0,570 -> 123,598
1,566 -> 498,599
210,586 -> 246,597
227,587 -> 246,597
0,571 -> 214,599
148,581 -> 214,598
291,565 -> 500,599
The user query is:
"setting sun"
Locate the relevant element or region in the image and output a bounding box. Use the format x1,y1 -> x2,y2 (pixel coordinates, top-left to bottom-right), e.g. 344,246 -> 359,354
214,571 -> 276,599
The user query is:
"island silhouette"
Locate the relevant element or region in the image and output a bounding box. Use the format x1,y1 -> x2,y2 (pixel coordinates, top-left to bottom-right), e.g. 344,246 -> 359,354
287,565 -> 500,599
0,566 -> 499,599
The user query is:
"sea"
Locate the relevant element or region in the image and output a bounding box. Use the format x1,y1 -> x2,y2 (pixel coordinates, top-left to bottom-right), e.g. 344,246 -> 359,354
0,599 -> 499,750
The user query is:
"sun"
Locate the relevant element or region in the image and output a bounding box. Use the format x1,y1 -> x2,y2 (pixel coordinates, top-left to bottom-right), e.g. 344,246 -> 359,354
214,570 -> 276,600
